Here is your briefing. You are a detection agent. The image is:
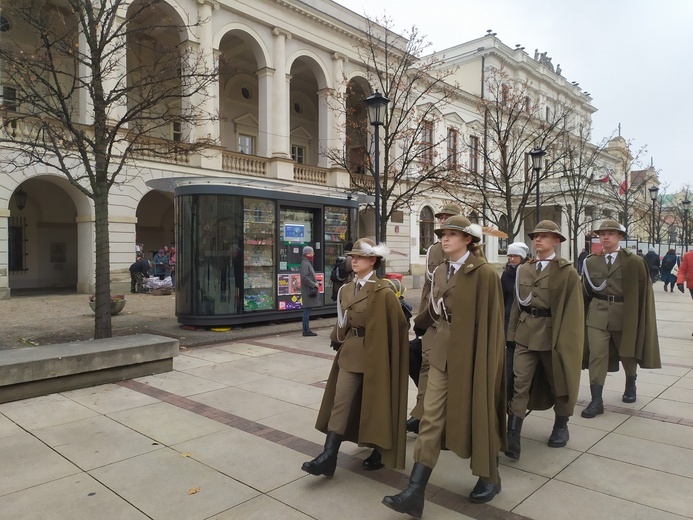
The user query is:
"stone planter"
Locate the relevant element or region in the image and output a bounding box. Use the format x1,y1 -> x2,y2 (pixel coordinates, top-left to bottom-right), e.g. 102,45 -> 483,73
89,299 -> 126,315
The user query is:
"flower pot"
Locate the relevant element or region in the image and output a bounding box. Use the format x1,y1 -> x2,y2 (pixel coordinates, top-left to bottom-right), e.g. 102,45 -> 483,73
89,299 -> 126,315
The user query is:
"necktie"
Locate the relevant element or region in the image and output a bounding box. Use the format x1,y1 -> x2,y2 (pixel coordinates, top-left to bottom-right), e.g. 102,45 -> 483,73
607,255 -> 613,271
536,262 -> 543,273
448,264 -> 455,280
355,282 -> 362,295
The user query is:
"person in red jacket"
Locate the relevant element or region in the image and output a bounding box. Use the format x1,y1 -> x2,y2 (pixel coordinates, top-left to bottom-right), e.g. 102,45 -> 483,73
677,250 -> 693,338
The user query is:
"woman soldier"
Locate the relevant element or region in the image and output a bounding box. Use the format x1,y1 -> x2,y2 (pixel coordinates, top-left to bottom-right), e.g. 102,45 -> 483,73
383,216 -> 506,518
301,238 -> 410,477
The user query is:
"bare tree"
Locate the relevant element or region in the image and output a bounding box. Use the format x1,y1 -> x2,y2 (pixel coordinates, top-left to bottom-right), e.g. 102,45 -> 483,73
323,16 -> 463,243
0,0 -> 217,338
446,66 -> 572,242
556,123 -> 614,264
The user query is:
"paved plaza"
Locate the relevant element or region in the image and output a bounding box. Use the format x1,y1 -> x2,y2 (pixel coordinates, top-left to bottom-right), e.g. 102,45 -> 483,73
1,287 -> 692,519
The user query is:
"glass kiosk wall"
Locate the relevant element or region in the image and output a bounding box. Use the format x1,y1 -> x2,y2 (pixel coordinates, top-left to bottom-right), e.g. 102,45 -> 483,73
175,184 -> 357,326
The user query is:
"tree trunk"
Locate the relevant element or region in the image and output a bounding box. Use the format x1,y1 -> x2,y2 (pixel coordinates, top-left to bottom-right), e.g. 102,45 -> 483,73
93,187 -> 112,339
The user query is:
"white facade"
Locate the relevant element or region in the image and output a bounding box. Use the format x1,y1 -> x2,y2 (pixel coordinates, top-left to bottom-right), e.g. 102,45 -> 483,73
0,0 -> 653,298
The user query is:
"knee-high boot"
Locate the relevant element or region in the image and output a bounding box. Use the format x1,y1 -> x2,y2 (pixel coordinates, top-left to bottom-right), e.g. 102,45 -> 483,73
504,415 -> 523,460
581,384 -> 604,418
382,462 -> 432,519
301,432 -> 342,477
622,375 -> 637,403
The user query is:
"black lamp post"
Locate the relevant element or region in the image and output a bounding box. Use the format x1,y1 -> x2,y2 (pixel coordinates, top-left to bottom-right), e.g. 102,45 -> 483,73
364,90 -> 389,245
648,185 -> 659,248
529,147 -> 546,223
683,198 -> 691,251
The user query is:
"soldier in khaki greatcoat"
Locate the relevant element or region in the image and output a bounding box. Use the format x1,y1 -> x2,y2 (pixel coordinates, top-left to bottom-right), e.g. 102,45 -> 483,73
505,221 -> 584,461
383,216 -> 506,517
301,239 -> 409,478
581,220 -> 661,418
408,203 -> 461,434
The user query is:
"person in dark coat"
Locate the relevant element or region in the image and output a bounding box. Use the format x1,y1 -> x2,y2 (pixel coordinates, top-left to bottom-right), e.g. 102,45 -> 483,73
577,248 -> 588,275
300,246 -> 320,336
644,247 -> 660,283
660,249 -> 679,292
129,252 -> 150,293
501,242 -> 529,406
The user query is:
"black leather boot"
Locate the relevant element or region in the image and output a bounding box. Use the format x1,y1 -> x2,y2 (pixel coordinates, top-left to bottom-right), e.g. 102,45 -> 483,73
406,417 -> 420,434
504,415 -> 523,460
382,462 -> 432,519
622,375 -> 637,403
581,384 -> 605,418
548,415 -> 569,447
469,457 -> 501,504
362,448 -> 384,470
301,431 -> 342,477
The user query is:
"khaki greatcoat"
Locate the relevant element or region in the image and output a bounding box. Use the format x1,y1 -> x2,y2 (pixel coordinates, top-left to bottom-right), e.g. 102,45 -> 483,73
316,278 -> 409,469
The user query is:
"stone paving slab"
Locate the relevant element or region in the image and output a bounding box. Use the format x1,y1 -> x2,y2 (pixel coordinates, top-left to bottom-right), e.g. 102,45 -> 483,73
0,287 -> 691,519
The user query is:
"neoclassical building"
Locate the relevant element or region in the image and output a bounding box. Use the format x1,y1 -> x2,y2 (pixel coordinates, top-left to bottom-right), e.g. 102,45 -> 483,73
0,0 -> 653,303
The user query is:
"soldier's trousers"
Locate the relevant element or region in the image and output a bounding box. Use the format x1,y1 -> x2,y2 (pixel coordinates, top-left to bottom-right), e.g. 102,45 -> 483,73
586,327 -> 637,385
327,369 -> 363,434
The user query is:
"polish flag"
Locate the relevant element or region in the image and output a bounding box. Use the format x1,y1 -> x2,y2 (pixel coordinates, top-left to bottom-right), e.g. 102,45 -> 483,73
595,171 -> 610,183
618,179 -> 628,196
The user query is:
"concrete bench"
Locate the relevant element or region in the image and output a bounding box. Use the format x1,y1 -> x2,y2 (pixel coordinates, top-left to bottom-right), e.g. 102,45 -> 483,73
0,334 -> 179,404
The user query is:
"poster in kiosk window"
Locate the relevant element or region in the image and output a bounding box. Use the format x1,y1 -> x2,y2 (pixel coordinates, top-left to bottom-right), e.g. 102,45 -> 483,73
243,198 -> 275,311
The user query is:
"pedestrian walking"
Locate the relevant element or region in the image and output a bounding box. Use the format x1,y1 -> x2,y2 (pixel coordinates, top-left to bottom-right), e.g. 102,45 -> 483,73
409,203 -> 462,435
300,246 -> 320,337
505,220 -> 584,461
644,246 -> 660,283
382,216 -> 506,516
661,249 -> 679,292
676,249 -> 693,336
501,242 -> 529,407
581,220 -> 660,418
301,239 -> 409,477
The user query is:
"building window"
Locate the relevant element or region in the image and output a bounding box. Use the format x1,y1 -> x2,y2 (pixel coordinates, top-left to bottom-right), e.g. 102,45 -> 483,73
545,105 -> 551,121
524,153 -> 531,181
469,135 -> 479,174
9,217 -> 26,272
447,128 -> 458,169
421,120 -> 433,164
241,86 -> 252,100
498,214 -> 508,255
420,206 -> 435,254
2,86 -> 17,111
469,211 -> 479,224
171,121 -> 182,142
0,16 -> 10,32
501,84 -> 509,106
525,96 -> 531,113
291,145 -> 305,164
294,102 -> 303,114
238,134 -> 255,155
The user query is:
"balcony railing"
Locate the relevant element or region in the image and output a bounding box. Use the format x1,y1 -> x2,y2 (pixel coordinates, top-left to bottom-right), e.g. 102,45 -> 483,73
350,172 -> 375,190
222,151 -> 268,177
294,164 -> 328,185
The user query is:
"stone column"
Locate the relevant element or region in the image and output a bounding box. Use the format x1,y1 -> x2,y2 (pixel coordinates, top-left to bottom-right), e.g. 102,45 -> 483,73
317,88 -> 332,168
271,28 -> 291,158
256,67 -> 275,157
0,209 -> 9,300
101,16 -> 127,125
195,0 -> 220,142
76,215 -> 96,294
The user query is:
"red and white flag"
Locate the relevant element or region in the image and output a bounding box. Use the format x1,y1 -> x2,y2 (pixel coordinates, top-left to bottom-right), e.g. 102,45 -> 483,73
618,179 -> 628,196
596,170 -> 610,183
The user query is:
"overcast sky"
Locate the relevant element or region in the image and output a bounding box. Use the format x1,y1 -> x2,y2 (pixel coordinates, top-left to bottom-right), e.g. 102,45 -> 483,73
335,0 -> 692,191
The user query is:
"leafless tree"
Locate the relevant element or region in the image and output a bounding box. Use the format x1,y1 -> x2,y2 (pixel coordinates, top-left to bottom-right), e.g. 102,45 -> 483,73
323,16 -> 463,243
0,0 -> 217,338
445,66 -> 572,242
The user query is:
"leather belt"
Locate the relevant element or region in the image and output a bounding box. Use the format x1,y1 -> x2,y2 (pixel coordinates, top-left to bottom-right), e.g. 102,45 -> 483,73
592,293 -> 624,303
350,327 -> 366,337
520,305 -> 552,318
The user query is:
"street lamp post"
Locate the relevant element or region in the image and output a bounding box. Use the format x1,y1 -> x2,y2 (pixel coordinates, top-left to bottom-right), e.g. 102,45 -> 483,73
683,198 -> 691,252
364,90 -> 390,245
648,185 -> 659,248
529,147 -> 546,223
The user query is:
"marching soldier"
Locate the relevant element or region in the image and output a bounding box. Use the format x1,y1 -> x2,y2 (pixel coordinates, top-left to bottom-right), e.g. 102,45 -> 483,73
506,221 -> 584,460
581,220 -> 661,418
409,203 -> 462,433
383,216 -> 506,516
301,239 -> 409,477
